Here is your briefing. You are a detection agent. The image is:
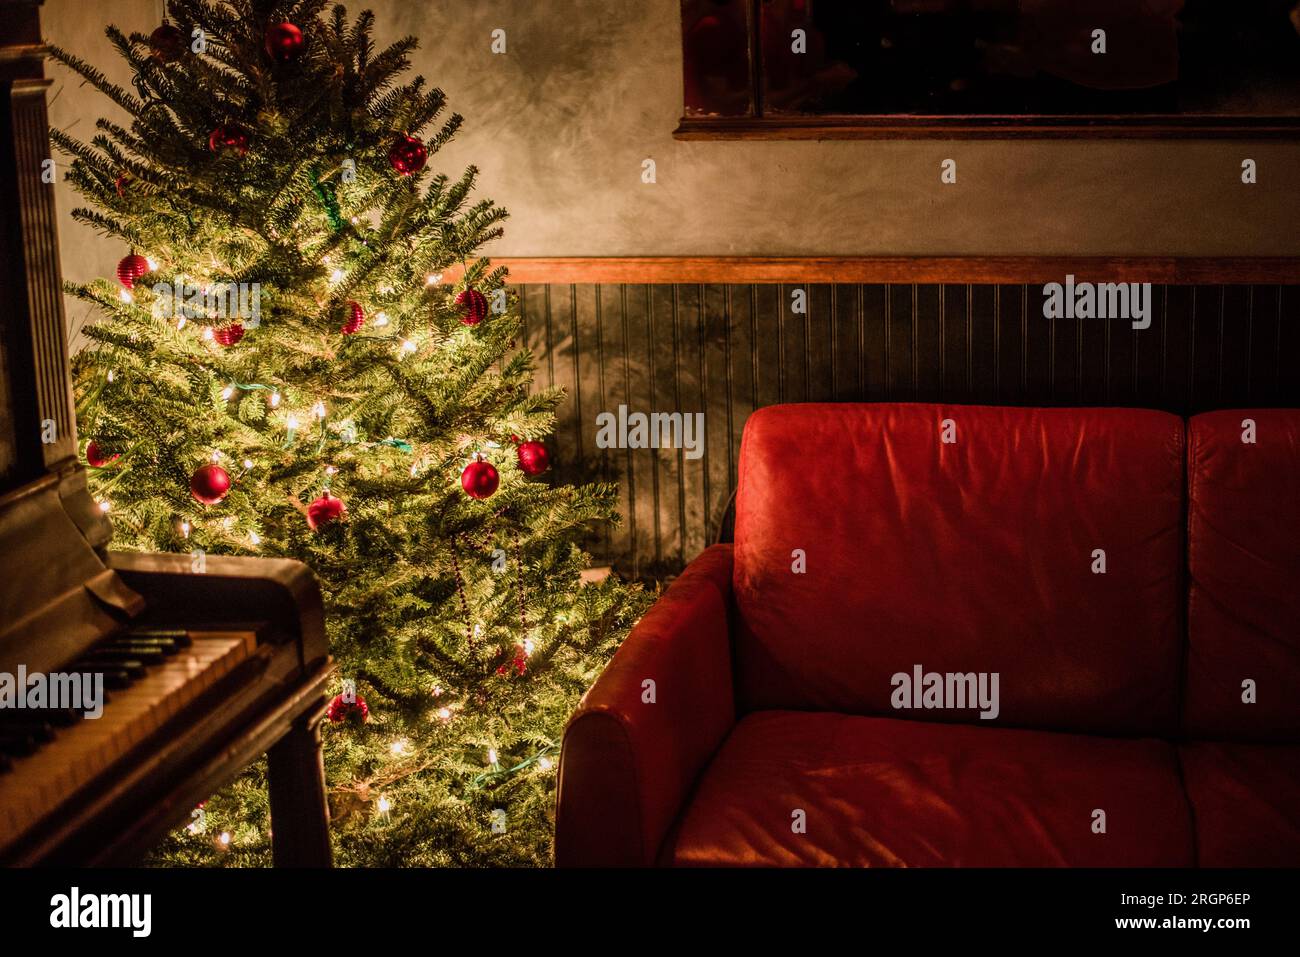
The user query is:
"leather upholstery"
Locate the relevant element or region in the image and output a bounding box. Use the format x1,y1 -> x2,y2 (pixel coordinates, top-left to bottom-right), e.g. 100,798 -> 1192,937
662,711 -> 1194,867
1185,410 -> 1300,740
733,404 -> 1184,736
555,544 -> 736,867
556,404 -> 1300,868
1179,742 -> 1300,866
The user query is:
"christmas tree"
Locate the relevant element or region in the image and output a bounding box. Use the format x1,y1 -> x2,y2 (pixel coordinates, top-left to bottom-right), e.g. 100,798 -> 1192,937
49,0 -> 644,866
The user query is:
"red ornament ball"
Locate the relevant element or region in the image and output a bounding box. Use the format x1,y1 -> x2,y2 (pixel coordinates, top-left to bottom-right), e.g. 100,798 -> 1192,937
516,440 -> 550,476
495,644 -> 528,676
455,288 -> 488,326
264,22 -> 305,61
85,440 -> 120,468
190,463 -> 231,505
340,300 -> 365,335
387,134 -> 427,176
149,22 -> 185,63
307,492 -> 346,530
212,323 -> 245,347
461,458 -> 499,500
116,253 -> 150,290
326,692 -> 369,724
208,125 -> 249,156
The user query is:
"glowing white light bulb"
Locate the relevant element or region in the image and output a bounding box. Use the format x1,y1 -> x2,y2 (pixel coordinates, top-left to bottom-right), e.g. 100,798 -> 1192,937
176,317 -> 187,330
400,339 -> 416,355
425,273 -> 442,286
409,462 -> 419,477
523,639 -> 534,656
374,311 -> 389,327
325,465 -> 338,476
146,257 -> 159,271
218,831 -> 232,846
286,415 -> 300,430
312,401 -> 327,419
249,531 -> 260,546
436,707 -> 451,721
222,516 -> 235,529
202,327 -> 215,341
488,749 -> 498,765
107,370 -> 115,383
211,450 -> 221,462
180,521 -> 191,537
222,386 -> 235,400
390,739 -> 407,756
270,392 -> 281,408
538,757 -> 552,771
376,796 -> 391,813
119,289 -> 133,303
98,500 -> 111,513
243,458 -> 254,469
330,269 -> 345,284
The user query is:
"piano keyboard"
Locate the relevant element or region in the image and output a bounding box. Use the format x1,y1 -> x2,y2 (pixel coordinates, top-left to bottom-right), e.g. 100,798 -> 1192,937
0,629 -> 257,849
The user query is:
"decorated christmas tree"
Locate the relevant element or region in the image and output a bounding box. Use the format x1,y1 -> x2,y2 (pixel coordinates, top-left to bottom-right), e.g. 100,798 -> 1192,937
49,0 -> 643,866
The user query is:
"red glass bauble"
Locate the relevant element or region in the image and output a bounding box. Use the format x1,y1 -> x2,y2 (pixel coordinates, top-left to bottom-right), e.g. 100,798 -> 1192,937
85,440 -> 120,468
264,22 -> 305,61
212,323 -> 245,347
307,492 -> 346,530
516,440 -> 550,476
208,125 -> 249,156
495,644 -> 528,677
326,693 -> 369,724
387,134 -> 427,176
190,463 -> 231,505
149,22 -> 185,63
460,459 -> 499,500
341,300 -> 365,334
116,253 -> 150,290
455,288 -> 488,326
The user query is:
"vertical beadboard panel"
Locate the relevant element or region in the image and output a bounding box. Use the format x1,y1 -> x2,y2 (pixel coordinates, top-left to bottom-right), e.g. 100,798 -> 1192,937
517,281 -> 1300,576
702,284 -> 732,546
623,287 -> 656,579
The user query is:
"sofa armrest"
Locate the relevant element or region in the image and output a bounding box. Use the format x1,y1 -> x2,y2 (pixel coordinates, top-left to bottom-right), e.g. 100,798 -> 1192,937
556,544 -> 736,866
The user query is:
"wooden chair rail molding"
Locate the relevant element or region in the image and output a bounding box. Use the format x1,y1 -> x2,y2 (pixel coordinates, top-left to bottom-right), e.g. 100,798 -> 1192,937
443,257 -> 1300,285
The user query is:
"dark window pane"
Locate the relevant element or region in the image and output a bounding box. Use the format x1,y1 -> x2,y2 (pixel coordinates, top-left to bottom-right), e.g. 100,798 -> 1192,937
683,0 -> 756,117
754,0 -> 1300,117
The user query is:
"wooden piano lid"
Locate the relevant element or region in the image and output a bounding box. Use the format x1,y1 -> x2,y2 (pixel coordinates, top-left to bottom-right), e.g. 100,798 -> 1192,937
0,0 -> 145,676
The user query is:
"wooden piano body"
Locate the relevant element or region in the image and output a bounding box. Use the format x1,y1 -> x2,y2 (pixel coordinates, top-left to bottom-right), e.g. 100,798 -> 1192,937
0,0 -> 333,866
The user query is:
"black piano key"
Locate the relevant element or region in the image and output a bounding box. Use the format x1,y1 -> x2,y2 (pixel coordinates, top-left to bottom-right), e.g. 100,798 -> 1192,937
79,653 -> 149,675
127,628 -> 191,649
68,663 -> 133,688
44,707 -> 83,727
0,731 -> 38,757
98,643 -> 167,663
0,719 -> 55,743
116,636 -> 181,656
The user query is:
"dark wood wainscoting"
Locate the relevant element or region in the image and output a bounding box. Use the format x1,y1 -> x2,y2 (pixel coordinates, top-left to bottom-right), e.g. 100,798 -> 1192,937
517,280 -> 1300,579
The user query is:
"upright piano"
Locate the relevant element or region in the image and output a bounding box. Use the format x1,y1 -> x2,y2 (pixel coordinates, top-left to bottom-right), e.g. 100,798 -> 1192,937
0,0 -> 334,867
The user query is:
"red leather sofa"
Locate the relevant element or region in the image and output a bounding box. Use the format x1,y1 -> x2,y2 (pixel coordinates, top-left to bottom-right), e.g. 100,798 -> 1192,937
556,404 -> 1300,866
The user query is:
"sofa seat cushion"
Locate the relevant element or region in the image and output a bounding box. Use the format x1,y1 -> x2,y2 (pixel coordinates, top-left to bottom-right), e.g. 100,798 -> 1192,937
662,711 -> 1194,867
1179,741 -> 1300,867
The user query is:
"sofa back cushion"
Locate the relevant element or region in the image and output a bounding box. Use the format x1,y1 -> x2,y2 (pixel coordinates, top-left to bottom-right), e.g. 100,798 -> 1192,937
733,403 -> 1185,736
1186,410 -> 1300,741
